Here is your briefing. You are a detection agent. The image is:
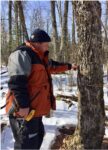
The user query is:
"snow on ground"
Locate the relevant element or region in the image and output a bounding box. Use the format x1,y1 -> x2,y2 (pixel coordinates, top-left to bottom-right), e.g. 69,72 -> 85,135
0,67 -> 108,150
41,100 -> 78,150
1,100 -> 78,150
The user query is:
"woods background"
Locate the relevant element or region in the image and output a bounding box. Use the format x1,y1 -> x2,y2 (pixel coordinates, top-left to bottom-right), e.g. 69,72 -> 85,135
1,1 -> 108,67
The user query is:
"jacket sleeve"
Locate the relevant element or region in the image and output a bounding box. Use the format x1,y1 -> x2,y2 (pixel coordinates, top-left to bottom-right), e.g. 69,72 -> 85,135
7,50 -> 31,108
48,59 -> 72,74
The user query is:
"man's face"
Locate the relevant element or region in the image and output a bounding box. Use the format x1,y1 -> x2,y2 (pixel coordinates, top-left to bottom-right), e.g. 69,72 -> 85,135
32,42 -> 49,53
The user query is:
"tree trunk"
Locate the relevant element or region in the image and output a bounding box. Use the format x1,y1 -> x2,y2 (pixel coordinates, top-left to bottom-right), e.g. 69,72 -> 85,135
72,2 -> 76,45
46,18 -> 49,34
105,1 -> 108,81
1,17 -> 8,65
8,1 -> 12,54
56,1 -> 62,30
103,1 -> 108,47
50,1 -> 58,60
62,1 -> 105,149
14,1 -> 19,46
105,1 -> 108,40
59,1 -> 68,62
71,1 -> 77,63
17,1 -> 29,41
19,19 -> 22,44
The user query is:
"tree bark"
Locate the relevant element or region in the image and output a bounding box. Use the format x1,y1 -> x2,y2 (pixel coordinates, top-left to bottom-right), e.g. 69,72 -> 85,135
62,1 -> 105,149
17,1 -> 29,41
50,1 -> 58,60
105,1 -> 108,41
1,17 -> 8,65
72,2 -> 76,45
71,1 -> 77,63
8,1 -> 12,53
59,1 -> 68,62
14,1 -> 19,46
105,1 -> 108,81
56,1 -> 62,30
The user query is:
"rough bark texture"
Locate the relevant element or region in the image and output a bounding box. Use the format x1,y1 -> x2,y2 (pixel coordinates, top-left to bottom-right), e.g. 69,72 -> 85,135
61,1 -> 105,150
59,1 -> 68,62
50,1 -> 58,60
17,1 -> 29,41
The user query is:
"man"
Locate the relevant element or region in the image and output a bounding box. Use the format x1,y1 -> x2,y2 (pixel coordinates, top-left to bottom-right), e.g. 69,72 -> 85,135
6,29 -> 78,149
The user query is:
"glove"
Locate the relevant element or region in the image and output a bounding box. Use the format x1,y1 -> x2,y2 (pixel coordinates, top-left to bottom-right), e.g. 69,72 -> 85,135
71,64 -> 78,70
67,63 -> 78,71
17,107 -> 30,118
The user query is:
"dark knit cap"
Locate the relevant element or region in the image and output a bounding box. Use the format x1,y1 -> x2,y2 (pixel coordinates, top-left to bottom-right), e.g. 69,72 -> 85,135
30,29 -> 51,42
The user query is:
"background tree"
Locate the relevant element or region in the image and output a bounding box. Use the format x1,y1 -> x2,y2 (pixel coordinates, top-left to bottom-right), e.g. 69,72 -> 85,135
30,7 -> 45,33
14,1 -> 19,46
61,1 -> 105,149
70,1 -> 77,63
1,17 -> 9,65
8,0 -> 12,54
56,1 -> 62,30
59,1 -> 69,62
17,1 -> 29,41
50,1 -> 58,60
72,2 -> 75,46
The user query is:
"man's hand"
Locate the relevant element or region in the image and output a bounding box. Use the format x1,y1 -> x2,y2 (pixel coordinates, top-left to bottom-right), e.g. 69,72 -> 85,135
72,64 -> 78,71
17,108 -> 30,118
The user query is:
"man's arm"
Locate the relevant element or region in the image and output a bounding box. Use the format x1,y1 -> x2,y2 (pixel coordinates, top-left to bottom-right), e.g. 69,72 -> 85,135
48,59 -> 72,74
8,50 -> 31,116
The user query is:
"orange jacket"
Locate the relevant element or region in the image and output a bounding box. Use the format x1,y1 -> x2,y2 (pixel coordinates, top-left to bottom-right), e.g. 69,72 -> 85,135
6,42 -> 72,117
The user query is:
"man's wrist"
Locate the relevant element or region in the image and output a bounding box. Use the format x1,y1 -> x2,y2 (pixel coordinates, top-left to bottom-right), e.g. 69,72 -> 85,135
67,63 -> 72,70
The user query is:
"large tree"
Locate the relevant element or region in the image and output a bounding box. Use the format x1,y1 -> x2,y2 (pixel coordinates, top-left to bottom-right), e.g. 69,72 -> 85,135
62,1 -> 105,149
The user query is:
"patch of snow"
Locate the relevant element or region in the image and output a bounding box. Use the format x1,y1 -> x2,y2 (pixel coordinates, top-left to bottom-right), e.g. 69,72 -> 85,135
1,126 -> 14,150
105,127 -> 108,138
1,100 -> 78,150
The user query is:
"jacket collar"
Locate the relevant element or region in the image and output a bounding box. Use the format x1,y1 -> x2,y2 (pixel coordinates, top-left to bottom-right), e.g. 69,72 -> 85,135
25,41 -> 44,60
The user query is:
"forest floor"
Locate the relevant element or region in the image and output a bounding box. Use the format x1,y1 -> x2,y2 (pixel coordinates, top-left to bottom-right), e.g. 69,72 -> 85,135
50,124 -> 108,149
